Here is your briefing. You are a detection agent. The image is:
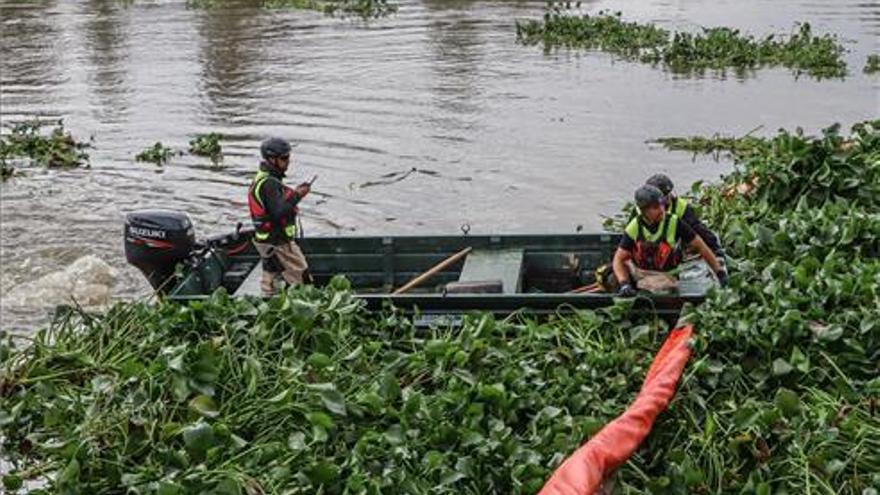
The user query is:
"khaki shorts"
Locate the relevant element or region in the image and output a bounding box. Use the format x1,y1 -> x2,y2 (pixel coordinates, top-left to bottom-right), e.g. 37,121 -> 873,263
254,240 -> 309,296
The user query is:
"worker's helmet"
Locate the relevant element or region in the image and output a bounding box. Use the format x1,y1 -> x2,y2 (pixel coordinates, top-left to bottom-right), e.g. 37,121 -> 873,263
260,137 -> 292,160
646,174 -> 674,196
635,184 -> 664,209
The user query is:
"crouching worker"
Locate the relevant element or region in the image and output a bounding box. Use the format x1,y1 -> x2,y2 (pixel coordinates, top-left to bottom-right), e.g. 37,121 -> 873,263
248,137 -> 311,296
613,185 -> 727,297
646,173 -> 724,259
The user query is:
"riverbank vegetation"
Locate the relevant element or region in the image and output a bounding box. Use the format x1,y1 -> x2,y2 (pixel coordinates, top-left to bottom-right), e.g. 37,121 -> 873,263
516,6 -> 848,78
0,120 -> 92,180
2,121 -> 878,493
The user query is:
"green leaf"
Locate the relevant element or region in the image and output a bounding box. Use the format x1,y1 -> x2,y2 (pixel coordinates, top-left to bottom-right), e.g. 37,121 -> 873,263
231,434 -> 248,450
356,391 -> 384,413
629,324 -> 651,342
789,346 -> 809,373
307,352 -> 332,369
307,461 -> 339,485
539,406 -> 562,420
384,424 -> 405,445
775,388 -> 801,417
182,421 -> 216,454
170,375 -> 190,403
826,458 -> 846,474
215,478 -> 243,495
57,458 -> 80,487
90,375 -> 113,394
772,358 -> 793,376
306,411 -> 334,429
312,425 -> 328,443
0,410 -> 13,427
188,394 -> 219,418
267,389 -> 290,403
2,474 -> 23,490
477,383 -> 506,402
380,373 -> 400,403
440,470 -> 467,485
243,355 -> 262,394
288,431 -> 307,452
818,324 -> 844,342
308,383 -> 347,416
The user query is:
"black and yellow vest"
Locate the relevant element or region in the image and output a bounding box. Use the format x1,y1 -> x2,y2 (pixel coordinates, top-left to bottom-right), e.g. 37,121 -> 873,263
248,170 -> 297,243
624,214 -> 683,272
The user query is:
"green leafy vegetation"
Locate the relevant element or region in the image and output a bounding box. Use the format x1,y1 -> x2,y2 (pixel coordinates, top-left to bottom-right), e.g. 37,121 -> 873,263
2,121 -> 879,493
650,128 -> 770,159
617,120 -> 880,492
1,162 -> 14,180
864,54 -> 880,74
189,133 -> 224,164
0,120 -> 91,179
0,283 -> 661,493
320,0 -> 397,19
135,142 -> 177,165
186,0 -> 397,19
516,7 -> 848,78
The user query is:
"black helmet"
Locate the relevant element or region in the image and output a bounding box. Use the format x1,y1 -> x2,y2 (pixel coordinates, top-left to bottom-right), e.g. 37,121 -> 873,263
646,174 -> 674,196
635,184 -> 664,209
261,137 -> 292,160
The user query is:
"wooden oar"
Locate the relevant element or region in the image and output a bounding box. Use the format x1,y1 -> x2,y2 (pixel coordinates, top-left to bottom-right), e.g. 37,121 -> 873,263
393,247 -> 472,295
568,283 -> 601,294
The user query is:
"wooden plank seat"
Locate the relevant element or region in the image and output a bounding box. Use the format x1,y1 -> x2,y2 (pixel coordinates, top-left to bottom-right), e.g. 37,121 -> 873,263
446,248 -> 524,294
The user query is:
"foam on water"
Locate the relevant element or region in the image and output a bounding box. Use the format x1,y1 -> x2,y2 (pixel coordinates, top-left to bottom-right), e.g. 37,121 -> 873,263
3,255 -> 117,309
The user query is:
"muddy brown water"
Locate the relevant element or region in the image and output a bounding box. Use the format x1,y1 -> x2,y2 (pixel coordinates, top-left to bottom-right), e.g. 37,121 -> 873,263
1,0 -> 878,333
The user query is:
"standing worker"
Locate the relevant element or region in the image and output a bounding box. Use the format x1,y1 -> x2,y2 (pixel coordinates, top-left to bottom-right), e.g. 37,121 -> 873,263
645,173 -> 724,258
614,185 -> 727,297
248,137 -> 311,296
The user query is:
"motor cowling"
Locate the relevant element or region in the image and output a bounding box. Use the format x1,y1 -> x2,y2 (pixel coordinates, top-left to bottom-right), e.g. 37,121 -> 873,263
124,209 -> 195,292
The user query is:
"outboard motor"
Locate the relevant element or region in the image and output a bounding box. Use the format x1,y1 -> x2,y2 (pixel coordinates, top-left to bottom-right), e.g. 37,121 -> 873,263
124,210 -> 195,292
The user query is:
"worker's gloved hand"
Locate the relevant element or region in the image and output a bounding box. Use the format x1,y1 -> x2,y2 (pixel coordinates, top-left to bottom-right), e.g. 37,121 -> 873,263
715,269 -> 729,288
617,283 -> 637,298
294,183 -> 311,199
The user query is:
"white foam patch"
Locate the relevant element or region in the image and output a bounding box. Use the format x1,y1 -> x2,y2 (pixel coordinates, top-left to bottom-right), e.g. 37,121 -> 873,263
3,255 -> 117,308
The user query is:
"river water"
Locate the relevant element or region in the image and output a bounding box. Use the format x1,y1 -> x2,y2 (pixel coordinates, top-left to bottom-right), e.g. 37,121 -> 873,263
1,0 -> 877,332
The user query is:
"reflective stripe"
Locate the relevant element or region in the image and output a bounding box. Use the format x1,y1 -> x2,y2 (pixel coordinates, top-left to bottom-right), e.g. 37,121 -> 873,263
256,224 -> 296,242
250,169 -> 298,242
626,215 -> 679,244
251,170 -> 270,209
624,217 -> 640,240
629,214 -> 682,272
668,197 -> 688,218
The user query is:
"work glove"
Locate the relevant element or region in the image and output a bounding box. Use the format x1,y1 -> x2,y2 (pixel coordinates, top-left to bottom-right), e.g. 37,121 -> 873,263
617,283 -> 637,298
715,269 -> 729,288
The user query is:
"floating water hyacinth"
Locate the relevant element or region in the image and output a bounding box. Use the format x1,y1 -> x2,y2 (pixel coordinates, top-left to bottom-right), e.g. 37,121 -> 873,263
189,133 -> 224,164
0,120 -> 92,179
186,0 -> 398,19
135,141 -> 177,165
864,54 -> 880,74
516,6 -> 848,78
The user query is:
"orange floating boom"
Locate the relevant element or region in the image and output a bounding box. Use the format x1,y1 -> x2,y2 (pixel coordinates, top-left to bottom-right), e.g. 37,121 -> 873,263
538,325 -> 695,495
